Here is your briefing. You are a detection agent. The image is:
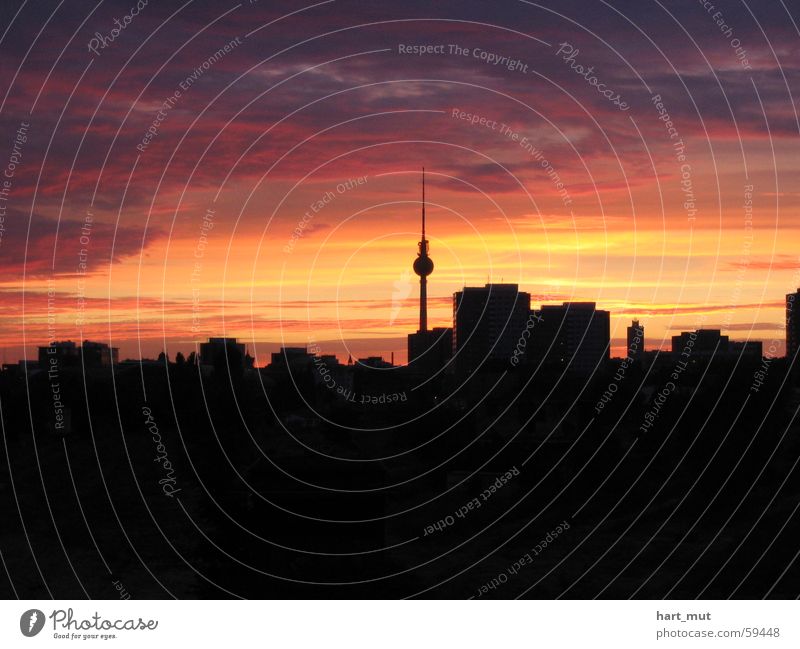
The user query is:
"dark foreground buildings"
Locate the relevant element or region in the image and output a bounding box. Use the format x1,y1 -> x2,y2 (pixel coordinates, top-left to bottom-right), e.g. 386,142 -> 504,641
671,329 -> 763,360
37,339 -> 118,369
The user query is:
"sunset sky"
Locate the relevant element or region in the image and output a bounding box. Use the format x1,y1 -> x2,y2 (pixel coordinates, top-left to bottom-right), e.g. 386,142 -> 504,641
1,0 -> 799,364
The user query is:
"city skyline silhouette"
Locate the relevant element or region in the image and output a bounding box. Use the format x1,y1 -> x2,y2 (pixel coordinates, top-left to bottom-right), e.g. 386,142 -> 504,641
2,0 -> 800,608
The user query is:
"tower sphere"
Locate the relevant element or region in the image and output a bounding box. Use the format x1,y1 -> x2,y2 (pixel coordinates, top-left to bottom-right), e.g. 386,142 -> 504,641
414,255 -> 434,277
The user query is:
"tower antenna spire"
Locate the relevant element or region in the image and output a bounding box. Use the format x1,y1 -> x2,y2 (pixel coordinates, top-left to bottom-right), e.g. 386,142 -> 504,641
413,167 -> 434,333
422,166 -> 426,239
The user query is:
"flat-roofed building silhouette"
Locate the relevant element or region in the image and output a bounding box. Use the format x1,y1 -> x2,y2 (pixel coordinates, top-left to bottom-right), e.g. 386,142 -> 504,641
269,346 -> 313,370
453,283 -> 531,373
200,337 -> 247,369
529,302 -> 610,374
671,329 -> 728,357
672,329 -> 762,362
81,340 -> 119,366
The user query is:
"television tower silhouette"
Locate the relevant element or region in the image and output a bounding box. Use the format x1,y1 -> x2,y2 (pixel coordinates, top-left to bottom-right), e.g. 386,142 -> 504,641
413,168 -> 434,332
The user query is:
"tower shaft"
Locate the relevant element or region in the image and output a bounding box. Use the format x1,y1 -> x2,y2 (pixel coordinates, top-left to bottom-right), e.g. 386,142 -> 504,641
420,275 -> 428,333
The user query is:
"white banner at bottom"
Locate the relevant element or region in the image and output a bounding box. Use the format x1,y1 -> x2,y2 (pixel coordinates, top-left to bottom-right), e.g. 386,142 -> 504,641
0,600 -> 795,648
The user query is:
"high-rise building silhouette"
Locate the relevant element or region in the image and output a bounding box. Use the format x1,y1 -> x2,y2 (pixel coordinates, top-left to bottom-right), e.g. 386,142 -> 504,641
529,302 -> 610,374
407,169 -> 452,372
453,283 -> 530,373
627,319 -> 644,361
787,289 -> 800,360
